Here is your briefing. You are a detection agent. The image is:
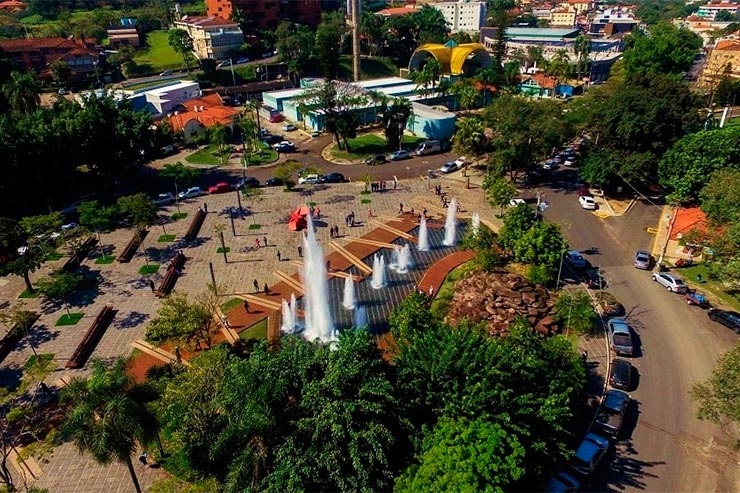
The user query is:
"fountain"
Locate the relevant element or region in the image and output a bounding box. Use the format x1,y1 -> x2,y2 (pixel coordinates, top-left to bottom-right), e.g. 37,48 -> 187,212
354,305 -> 368,329
370,254 -> 387,289
390,244 -> 413,274
443,198 -> 458,246
342,275 -> 356,310
417,215 -> 430,252
471,212 -> 480,236
280,294 -> 300,333
301,214 -> 335,342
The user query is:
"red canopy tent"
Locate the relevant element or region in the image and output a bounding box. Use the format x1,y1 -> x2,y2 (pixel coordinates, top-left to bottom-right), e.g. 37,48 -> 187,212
288,205 -> 310,231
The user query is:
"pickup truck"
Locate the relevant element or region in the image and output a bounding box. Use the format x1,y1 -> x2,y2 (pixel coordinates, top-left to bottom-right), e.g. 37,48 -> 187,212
685,289 -> 710,308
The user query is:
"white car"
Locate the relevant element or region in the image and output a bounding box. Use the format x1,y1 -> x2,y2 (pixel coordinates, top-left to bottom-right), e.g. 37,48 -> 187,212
509,198 -> 526,207
298,174 -> 322,185
283,123 -> 297,132
440,161 -> 460,174
564,158 -> 576,166
272,140 -> 294,149
579,195 -> 597,210
651,272 -> 687,293
178,187 -> 203,199
454,156 -> 467,167
153,192 -> 175,206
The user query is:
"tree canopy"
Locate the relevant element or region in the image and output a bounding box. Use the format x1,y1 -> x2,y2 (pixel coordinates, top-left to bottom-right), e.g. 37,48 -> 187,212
622,23 -> 702,78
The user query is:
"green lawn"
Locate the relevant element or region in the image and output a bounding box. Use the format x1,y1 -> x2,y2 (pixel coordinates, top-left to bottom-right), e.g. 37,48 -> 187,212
240,318 -> 268,341
679,263 -> 740,311
18,289 -> 40,299
45,251 -> 64,261
139,264 -> 161,275
56,312 -> 84,326
95,255 -> 116,264
339,56 -> 399,79
133,31 -> 184,75
329,134 -> 425,161
244,142 -> 278,166
186,145 -> 231,166
221,297 -> 244,313
158,234 -> 176,243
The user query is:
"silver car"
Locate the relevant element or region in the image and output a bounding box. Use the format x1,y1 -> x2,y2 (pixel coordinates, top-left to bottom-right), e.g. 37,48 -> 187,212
633,250 -> 652,270
607,318 -> 634,356
651,272 -> 687,293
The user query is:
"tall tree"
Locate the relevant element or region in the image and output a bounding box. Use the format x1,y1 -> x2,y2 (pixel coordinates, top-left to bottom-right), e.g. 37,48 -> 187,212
117,193 -> 158,231
622,22 -> 702,78
145,291 -> 215,351
382,97 -> 414,151
1,71 -> 41,115
573,34 -> 592,80
168,28 -> 194,74
690,343 -> 740,439
62,358 -> 161,493
453,116 -> 487,159
315,14 -> 344,81
0,217 -> 48,293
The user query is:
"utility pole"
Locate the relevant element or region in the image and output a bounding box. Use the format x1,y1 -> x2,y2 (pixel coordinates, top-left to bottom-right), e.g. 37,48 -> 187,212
350,0 -> 361,82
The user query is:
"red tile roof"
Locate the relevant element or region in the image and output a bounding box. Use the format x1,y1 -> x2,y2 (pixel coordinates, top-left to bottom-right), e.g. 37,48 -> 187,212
176,15 -> 238,28
376,7 -> 417,16
0,0 -> 26,8
670,207 -> 709,241
0,37 -> 83,52
523,72 -> 558,89
716,39 -> 740,50
164,94 -> 240,132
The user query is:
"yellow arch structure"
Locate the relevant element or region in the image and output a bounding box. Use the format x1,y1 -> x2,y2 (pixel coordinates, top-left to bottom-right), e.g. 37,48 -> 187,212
409,42 -> 492,76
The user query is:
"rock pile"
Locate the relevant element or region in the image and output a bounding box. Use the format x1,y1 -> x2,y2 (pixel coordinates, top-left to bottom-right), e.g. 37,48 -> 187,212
447,270 -> 559,336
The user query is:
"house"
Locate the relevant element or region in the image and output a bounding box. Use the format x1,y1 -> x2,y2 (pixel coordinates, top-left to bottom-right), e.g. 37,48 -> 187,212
205,0 -> 325,30
173,16 -> 244,60
160,93 -> 241,142
0,0 -> 26,12
0,37 -> 98,83
550,8 -> 577,27
518,72 -> 559,97
589,8 -> 639,35
696,2 -> 740,21
702,37 -> 740,86
677,15 -> 736,45
107,18 -> 140,48
562,0 -> 591,15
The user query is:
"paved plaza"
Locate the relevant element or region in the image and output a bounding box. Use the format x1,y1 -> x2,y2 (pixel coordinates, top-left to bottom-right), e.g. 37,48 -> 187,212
0,171 -> 500,492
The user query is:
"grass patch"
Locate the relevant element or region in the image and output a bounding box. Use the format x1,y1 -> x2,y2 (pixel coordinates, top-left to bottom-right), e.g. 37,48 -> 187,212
244,141 -> 278,166
24,353 -> 54,370
240,318 -> 268,341
361,199 -> 372,204
221,297 -> 244,313
248,224 -> 261,230
171,212 -> 188,220
339,55 -> 399,79
18,289 -> 40,299
158,234 -> 176,242
679,263 -> 740,311
216,247 -> 231,253
95,255 -> 116,264
307,202 -> 317,207
132,30 -> 184,75
139,264 -> 161,275
328,134 -> 425,161
186,145 -> 231,166
56,312 -> 83,326
45,251 -> 64,261
360,190 -> 371,195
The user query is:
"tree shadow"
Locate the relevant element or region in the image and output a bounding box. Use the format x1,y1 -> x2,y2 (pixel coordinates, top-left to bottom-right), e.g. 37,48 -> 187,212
0,365 -> 23,392
114,311 -> 150,330
15,323 -> 59,354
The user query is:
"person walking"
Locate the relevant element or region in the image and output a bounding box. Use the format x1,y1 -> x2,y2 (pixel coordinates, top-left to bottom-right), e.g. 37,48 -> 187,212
263,236 -> 268,247
203,203 -> 208,213
399,203 -> 404,214
253,279 -> 259,292
264,283 -> 269,295
277,250 -> 282,261
255,238 -> 261,249
243,300 -> 250,313
139,451 -> 148,467
148,279 -> 155,293
298,245 -> 303,258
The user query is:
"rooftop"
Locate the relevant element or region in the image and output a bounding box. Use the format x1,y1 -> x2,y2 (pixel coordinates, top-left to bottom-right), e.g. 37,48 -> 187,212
376,6 -> 417,16
165,94 -> 240,132
505,27 -> 581,37
175,15 -> 239,28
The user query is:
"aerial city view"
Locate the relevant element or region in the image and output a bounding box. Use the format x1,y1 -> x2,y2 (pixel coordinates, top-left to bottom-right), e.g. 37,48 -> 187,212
1,0 -> 740,491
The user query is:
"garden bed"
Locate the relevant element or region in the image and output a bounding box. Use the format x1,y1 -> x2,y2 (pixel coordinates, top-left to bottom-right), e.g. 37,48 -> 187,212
328,134 -> 425,161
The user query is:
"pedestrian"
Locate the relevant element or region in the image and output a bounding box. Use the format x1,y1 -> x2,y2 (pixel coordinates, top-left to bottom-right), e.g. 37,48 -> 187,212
139,451 -> 148,466
174,346 -> 182,364
148,279 -> 155,293
255,238 -> 261,249
298,246 -> 303,258
368,209 -> 373,218
326,260 -> 331,271
422,208 -> 427,218
244,299 -> 250,313
335,225 -> 340,237
203,203 -> 208,213
329,227 -> 334,239
263,236 -> 268,247
264,283 -> 269,295
410,207 -> 414,216
399,203 -> 404,214
393,179 -> 397,190
221,315 -> 230,328
277,250 -> 282,261
253,279 -> 259,292
429,286 -> 433,296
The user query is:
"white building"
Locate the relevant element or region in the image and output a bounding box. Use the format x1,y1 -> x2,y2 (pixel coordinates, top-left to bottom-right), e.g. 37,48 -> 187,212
173,15 -> 244,60
696,2 -> 740,20
429,1 -> 486,34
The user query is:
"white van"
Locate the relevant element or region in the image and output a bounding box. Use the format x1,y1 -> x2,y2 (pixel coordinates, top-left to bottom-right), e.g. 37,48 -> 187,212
415,140 -> 441,156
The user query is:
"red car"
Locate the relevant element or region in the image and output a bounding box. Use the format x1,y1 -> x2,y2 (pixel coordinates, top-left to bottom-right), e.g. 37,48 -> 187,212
208,182 -> 233,194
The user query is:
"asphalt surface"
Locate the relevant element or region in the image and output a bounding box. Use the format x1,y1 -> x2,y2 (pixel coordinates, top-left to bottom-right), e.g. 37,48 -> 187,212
526,168 -> 739,492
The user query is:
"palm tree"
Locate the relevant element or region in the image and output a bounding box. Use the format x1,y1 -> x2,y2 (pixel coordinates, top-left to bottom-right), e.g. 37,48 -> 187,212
2,72 -> 41,115
62,358 -> 162,493
547,49 -> 572,96
451,79 -> 480,113
573,34 -> 592,80
453,117 -> 487,160
382,97 -> 414,151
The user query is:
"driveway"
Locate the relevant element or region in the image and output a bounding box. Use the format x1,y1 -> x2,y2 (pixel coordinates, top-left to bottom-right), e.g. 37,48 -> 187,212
530,168 -> 740,491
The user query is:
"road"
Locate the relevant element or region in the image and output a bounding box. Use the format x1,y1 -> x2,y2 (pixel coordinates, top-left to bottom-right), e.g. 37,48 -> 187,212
528,168 -> 739,491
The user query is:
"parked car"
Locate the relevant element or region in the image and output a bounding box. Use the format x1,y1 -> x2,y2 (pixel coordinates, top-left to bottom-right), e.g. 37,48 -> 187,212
607,318 -> 634,356
264,134 -> 284,144
390,150 -> 410,161
282,123 -> 297,132
565,250 -> 587,269
569,433 -> 610,475
545,471 -> 580,493
582,268 -> 605,289
564,158 -> 576,167
633,250 -> 653,270
708,309 -> 740,333
159,70 -> 173,76
273,142 -> 295,153
208,182 -> 233,194
61,222 -> 79,231
323,172 -> 346,183
454,156 -> 467,167
259,128 -> 270,137
651,272 -> 687,293
542,159 -> 559,170
178,187 -> 203,199
298,174 -> 322,185
579,195 -> 597,210
160,144 -> 176,157
609,358 -> 633,390
440,161 -> 460,173
310,130 -> 321,138
577,186 -> 593,197
685,289 -> 709,308
265,177 -> 284,187
509,198 -> 526,207
235,57 -> 250,64
153,192 -> 175,206
595,389 -> 630,437
363,154 -> 387,165
236,177 -> 260,189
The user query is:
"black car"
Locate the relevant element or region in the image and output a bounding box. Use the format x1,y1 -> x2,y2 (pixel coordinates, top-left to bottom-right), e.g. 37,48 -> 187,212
363,154 -> 387,165
708,309 -> 740,333
323,172 -> 346,183
609,358 -> 632,390
582,268 -> 605,289
237,177 -> 260,189
264,134 -> 284,145
265,177 -> 284,187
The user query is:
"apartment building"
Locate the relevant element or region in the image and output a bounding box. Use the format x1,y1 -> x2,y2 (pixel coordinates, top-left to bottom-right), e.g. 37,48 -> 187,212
174,16 -> 244,60
205,0 -> 324,30
696,2 -> 740,20
550,8 -> 577,27
0,37 -> 97,83
429,1 -> 486,34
